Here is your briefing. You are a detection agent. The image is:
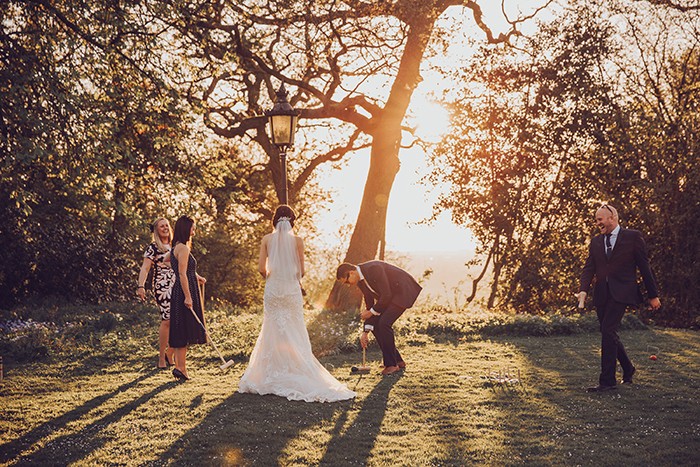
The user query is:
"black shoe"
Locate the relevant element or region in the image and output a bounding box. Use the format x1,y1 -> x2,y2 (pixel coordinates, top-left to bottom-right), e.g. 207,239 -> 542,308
586,384 -> 617,393
172,368 -> 189,381
165,354 -> 173,366
622,367 -> 636,384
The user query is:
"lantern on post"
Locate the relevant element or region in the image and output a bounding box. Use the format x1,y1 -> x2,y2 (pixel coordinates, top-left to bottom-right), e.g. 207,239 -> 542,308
265,84 -> 301,205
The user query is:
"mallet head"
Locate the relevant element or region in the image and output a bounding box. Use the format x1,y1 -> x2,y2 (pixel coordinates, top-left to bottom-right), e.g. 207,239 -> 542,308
350,366 -> 371,374
220,360 -> 235,370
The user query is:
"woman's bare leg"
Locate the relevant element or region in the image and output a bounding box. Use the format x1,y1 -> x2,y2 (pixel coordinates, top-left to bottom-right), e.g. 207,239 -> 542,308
174,347 -> 188,377
158,320 -> 170,367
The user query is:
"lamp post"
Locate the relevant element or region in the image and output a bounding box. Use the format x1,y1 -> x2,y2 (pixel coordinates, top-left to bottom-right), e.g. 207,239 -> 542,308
265,84 -> 301,205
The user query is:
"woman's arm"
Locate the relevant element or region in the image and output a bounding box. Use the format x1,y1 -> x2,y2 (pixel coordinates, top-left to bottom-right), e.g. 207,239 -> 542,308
258,236 -> 269,278
136,257 -> 153,301
296,236 -> 305,278
176,244 -> 193,308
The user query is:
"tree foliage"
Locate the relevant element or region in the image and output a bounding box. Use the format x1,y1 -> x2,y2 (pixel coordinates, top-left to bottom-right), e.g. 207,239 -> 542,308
428,0 -> 699,325
0,0 -> 266,307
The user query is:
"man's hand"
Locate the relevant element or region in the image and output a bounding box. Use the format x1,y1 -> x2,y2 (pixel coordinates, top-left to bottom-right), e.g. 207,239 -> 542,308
649,297 -> 661,310
576,291 -> 587,309
359,332 -> 369,349
360,309 -> 373,321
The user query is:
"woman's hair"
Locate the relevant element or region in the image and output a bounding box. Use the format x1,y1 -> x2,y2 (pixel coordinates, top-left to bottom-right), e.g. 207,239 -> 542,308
151,217 -> 172,253
272,204 -> 296,229
172,215 -> 195,248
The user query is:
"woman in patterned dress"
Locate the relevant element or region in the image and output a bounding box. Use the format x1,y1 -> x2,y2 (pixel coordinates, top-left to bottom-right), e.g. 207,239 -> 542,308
169,215 -> 207,380
137,217 -> 176,369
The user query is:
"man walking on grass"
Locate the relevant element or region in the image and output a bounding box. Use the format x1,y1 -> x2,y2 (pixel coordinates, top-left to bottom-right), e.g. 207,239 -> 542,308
578,204 -> 661,392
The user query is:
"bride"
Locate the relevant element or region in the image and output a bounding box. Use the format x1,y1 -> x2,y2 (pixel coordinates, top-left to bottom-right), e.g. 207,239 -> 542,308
237,205 -> 355,402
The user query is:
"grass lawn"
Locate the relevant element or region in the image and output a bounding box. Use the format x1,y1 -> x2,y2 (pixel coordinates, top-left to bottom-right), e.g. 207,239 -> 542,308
1,323 -> 699,466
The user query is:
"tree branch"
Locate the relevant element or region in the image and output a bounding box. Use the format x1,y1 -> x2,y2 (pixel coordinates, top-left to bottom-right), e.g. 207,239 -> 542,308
33,0 -> 161,90
638,0 -> 700,11
292,129 -> 370,193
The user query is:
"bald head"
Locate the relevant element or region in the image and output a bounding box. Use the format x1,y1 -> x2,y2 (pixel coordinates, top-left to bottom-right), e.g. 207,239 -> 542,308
595,204 -> 619,235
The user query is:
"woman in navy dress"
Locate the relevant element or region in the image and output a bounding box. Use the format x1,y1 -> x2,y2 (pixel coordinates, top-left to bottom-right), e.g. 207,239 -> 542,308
169,215 -> 207,380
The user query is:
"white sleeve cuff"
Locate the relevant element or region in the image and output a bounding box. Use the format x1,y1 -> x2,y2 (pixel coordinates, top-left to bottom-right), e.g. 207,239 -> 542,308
364,324 -> 374,331
370,308 -> 380,316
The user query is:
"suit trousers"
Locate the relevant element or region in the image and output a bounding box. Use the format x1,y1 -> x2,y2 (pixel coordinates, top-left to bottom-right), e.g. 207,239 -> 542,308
370,303 -> 405,367
596,289 -> 633,386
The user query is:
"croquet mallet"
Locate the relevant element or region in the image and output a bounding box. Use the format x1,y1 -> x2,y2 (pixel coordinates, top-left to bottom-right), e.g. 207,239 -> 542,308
187,282 -> 235,370
350,347 -> 371,375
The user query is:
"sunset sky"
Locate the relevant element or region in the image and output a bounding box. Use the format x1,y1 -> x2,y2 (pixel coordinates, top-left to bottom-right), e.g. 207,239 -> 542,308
314,94 -> 473,253
312,1 -> 554,253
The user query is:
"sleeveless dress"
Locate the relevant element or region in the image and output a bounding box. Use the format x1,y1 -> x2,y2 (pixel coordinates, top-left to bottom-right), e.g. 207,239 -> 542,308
143,243 -> 175,320
169,248 -> 207,348
238,221 -> 355,402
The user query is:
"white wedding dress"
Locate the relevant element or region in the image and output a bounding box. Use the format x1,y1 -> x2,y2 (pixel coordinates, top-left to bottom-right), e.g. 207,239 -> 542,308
237,219 -> 355,402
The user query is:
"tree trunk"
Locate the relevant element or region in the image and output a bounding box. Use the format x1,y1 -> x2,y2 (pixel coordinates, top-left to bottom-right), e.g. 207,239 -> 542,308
325,12 -> 436,310
111,176 -> 128,240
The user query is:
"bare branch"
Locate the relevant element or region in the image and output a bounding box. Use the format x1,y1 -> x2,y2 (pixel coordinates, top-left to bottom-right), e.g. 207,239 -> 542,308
33,0 -> 161,90
637,0 -> 700,12
292,129 -> 370,193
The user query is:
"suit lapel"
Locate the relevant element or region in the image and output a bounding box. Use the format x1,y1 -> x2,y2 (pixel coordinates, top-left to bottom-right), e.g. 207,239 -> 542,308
358,265 -> 379,296
595,235 -> 607,261
609,228 -> 626,260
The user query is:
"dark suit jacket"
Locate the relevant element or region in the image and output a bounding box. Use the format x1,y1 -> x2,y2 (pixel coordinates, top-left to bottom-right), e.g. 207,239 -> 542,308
358,260 -> 422,329
579,228 -> 659,307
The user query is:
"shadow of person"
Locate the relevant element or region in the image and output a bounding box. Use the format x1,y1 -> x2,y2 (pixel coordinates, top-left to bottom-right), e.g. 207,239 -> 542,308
0,369 -> 161,464
150,391 -> 352,466
319,373 -> 402,466
10,377 -> 173,465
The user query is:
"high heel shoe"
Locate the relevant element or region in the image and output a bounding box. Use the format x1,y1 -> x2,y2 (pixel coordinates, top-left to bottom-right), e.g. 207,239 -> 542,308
172,368 -> 189,381
165,354 -> 173,366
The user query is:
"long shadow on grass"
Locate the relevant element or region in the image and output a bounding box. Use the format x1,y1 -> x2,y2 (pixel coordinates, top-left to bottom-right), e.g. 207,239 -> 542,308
150,390 -> 354,466
318,373 -> 401,466
66,354 -> 121,377
0,369 -> 163,464
488,330 -> 700,464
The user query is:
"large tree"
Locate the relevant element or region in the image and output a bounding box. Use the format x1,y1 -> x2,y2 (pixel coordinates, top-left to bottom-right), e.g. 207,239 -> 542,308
163,0 -> 552,309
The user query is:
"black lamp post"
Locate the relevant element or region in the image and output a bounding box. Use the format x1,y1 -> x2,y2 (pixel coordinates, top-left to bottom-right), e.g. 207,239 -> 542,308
265,84 -> 301,205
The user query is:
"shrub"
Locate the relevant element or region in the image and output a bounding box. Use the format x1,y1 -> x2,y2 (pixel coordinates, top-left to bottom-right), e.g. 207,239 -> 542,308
401,309 -> 646,340
0,327 -> 52,362
93,312 -> 119,332
307,308 -> 363,356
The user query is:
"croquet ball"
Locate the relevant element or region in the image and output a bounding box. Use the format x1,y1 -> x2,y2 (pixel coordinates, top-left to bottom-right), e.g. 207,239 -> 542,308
650,355 -> 657,360
351,366 -> 358,372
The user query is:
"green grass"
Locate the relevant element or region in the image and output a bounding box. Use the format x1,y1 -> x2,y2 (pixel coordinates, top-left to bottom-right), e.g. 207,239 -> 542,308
1,305 -> 699,466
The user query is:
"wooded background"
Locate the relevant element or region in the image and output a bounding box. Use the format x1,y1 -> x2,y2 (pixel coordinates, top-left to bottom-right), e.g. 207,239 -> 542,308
1,0 -> 698,326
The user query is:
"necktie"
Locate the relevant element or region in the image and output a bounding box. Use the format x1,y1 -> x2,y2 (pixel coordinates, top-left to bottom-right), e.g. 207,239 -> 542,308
605,234 -> 613,259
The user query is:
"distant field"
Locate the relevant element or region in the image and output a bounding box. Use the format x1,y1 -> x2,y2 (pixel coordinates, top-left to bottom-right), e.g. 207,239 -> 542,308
386,250 -> 484,308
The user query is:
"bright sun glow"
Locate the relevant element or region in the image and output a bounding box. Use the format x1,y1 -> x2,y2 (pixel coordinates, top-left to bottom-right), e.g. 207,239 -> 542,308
410,94 -> 451,142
